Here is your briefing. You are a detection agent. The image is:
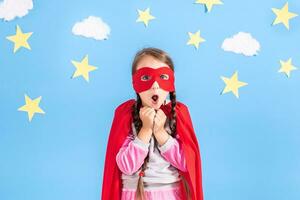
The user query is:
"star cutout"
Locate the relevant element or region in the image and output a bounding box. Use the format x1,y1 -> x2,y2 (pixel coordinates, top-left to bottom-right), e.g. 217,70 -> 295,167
220,71 -> 248,98
278,58 -> 298,78
136,8 -> 155,27
187,30 -> 205,49
71,55 -> 97,82
195,0 -> 223,12
272,2 -> 298,30
18,94 -> 45,122
6,25 -> 33,53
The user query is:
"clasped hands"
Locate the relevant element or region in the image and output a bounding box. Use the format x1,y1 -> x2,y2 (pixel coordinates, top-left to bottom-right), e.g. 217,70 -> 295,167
139,106 -> 166,134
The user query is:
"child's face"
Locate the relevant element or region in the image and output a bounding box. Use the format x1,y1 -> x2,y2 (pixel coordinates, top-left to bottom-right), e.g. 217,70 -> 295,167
136,55 -> 171,110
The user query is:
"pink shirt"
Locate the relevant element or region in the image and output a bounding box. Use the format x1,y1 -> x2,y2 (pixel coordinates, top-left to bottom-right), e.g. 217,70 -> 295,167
116,121 -> 187,191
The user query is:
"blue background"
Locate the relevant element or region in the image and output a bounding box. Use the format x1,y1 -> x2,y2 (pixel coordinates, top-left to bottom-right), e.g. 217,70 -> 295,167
0,0 -> 299,200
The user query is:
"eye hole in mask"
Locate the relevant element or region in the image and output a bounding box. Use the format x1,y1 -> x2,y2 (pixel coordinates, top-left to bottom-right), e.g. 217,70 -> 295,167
160,74 -> 169,80
141,75 -> 151,81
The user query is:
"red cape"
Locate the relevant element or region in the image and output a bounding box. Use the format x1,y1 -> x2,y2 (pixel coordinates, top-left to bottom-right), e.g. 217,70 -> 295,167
101,99 -> 204,200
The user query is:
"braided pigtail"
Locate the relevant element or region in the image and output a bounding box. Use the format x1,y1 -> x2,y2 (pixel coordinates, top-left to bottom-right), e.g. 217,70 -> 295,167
132,93 -> 148,200
169,91 -> 191,199
169,91 -> 177,137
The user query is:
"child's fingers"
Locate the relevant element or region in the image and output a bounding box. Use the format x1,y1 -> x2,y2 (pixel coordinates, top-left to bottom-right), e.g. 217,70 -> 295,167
154,115 -> 161,124
154,114 -> 164,125
154,113 -> 162,121
156,109 -> 166,119
139,107 -> 147,115
156,109 -> 163,115
140,107 -> 152,116
144,107 -> 154,114
145,108 -> 155,118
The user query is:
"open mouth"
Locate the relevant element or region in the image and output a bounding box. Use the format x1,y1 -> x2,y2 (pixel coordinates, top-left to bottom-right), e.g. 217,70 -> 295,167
151,95 -> 159,103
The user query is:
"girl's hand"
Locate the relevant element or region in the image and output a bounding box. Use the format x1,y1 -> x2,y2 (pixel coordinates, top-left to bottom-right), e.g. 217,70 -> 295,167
139,106 -> 156,131
153,109 -> 167,134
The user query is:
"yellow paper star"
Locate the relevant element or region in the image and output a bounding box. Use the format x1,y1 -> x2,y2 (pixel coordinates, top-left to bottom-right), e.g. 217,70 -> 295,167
136,8 -> 155,27
187,30 -> 205,49
272,2 -> 298,30
18,94 -> 45,122
278,58 -> 298,78
195,0 -> 223,12
6,25 -> 33,53
71,55 -> 97,82
220,71 -> 248,98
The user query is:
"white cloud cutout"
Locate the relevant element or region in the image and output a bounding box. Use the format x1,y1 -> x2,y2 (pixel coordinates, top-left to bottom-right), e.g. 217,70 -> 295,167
72,16 -> 110,40
221,32 -> 260,56
0,0 -> 33,21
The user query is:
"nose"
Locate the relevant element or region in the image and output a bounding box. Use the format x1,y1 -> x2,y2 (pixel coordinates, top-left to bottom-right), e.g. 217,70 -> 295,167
151,81 -> 160,90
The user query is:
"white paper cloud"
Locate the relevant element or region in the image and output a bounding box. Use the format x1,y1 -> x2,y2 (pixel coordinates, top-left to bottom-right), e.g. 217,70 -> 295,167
221,32 -> 260,56
72,16 -> 110,40
0,0 -> 33,21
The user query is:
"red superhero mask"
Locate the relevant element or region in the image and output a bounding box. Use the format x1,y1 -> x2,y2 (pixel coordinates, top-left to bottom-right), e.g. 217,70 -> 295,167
132,66 -> 175,93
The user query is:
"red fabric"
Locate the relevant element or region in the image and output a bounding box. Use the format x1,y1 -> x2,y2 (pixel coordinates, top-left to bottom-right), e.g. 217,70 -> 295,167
101,99 -> 204,200
132,67 -> 175,93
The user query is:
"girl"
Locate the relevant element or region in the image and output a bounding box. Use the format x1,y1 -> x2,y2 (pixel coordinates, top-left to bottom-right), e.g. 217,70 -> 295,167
102,48 -> 203,200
